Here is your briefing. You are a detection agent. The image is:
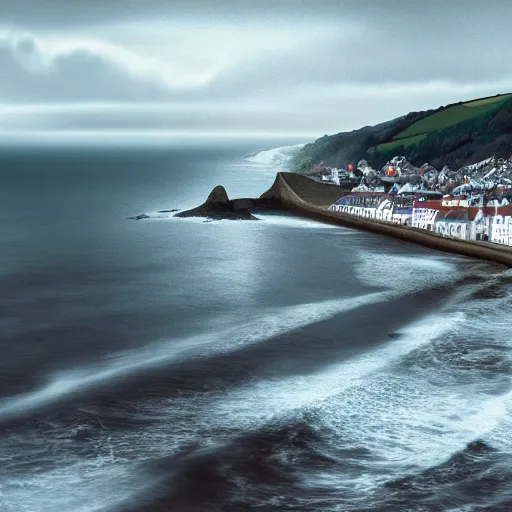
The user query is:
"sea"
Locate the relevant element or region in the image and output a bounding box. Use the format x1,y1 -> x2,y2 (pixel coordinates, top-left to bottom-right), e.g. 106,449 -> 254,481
1,137 -> 512,512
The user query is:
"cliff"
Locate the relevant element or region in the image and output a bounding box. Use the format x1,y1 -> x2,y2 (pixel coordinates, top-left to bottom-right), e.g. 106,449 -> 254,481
294,93 -> 512,172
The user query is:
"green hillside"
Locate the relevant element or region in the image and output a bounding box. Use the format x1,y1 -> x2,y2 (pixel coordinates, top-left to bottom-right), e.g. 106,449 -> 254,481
293,93 -> 512,172
377,134 -> 426,152
464,94 -> 512,107
394,95 -> 512,139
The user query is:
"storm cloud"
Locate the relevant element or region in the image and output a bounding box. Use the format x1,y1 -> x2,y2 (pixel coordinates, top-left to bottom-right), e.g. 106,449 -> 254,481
1,0 -> 512,137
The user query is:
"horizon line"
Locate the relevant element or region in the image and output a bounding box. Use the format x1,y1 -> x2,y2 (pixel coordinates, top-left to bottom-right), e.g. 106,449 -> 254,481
0,129 -> 320,142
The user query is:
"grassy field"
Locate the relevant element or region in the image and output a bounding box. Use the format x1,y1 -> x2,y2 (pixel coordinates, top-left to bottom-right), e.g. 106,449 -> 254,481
464,94 -> 512,107
296,91 -> 512,173
394,99 -> 509,139
377,134 -> 427,152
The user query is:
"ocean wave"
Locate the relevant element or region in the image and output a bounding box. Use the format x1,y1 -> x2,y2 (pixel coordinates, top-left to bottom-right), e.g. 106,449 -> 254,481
244,144 -> 304,167
0,292 -> 386,422
0,291 -> 390,512
210,311 -> 464,430
6,282 -> 512,512
4,255 -> 512,512
355,251 -> 458,294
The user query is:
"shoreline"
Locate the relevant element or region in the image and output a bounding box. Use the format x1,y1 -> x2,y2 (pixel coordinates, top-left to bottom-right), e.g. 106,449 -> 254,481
175,172 -> 512,267
258,173 -> 512,268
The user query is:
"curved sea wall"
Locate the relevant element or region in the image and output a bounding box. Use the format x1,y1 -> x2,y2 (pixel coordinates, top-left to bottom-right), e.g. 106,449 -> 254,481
260,172 -> 512,267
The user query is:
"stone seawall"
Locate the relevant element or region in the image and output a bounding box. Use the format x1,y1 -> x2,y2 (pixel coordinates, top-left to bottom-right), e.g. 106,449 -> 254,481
260,172 -> 512,268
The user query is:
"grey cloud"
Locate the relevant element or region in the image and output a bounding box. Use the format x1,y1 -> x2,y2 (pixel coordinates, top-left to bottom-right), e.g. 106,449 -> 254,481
1,0 -> 512,135
0,38 -> 172,102
3,28 -> 509,108
3,1 -> 512,94
14,35 -> 37,54
202,29 -> 512,102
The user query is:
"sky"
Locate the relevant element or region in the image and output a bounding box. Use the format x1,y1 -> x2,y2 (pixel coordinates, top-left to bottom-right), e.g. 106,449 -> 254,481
1,0 -> 512,140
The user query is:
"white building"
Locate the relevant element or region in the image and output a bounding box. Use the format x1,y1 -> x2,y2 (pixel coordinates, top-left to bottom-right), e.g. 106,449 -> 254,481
488,213 -> 512,245
411,207 -> 439,232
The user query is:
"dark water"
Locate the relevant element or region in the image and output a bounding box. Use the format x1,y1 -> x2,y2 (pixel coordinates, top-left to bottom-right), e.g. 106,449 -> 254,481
1,141 -> 512,512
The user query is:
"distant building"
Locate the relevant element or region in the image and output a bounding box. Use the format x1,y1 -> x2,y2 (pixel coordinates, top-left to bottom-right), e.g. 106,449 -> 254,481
328,190 -> 512,247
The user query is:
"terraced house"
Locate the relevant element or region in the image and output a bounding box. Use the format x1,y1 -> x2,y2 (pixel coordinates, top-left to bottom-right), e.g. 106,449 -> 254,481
329,190 -> 512,247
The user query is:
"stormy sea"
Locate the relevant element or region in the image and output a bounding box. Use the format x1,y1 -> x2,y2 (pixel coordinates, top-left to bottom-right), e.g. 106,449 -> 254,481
1,138 -> 512,512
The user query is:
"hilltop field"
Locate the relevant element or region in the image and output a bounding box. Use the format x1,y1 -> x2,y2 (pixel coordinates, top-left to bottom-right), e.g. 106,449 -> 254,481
293,93 -> 512,172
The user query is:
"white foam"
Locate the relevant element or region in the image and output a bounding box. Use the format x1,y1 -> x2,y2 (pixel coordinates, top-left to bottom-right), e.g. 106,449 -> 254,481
355,251 -> 458,293
211,311 -> 464,429
0,292 -> 385,421
138,211 -> 177,219
244,144 -> 304,167
0,291 -> 393,512
170,212 -> 346,230
296,298 -> 512,493
454,393 -> 510,439
251,213 -> 342,230
222,304 -> 511,500
0,458 -> 145,512
200,301 -> 510,493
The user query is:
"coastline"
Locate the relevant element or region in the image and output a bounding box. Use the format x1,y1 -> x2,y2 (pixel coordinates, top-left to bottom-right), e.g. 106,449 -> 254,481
174,172 -> 512,267
259,173 -> 512,267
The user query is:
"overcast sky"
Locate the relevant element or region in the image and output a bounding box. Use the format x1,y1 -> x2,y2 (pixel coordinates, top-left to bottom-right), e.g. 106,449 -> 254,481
1,0 -> 512,139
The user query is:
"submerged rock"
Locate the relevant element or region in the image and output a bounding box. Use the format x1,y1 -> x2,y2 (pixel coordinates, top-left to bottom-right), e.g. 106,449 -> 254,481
129,214 -> 151,220
175,185 -> 258,220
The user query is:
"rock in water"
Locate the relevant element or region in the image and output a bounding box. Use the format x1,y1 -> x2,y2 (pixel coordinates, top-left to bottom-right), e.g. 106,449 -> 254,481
129,214 -> 151,220
175,185 -> 258,220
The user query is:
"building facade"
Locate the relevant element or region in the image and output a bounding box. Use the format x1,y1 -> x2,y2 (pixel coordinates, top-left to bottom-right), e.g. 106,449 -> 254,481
328,192 -> 512,247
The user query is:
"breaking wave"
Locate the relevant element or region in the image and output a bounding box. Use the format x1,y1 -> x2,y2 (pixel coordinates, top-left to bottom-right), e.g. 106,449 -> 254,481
0,292 -> 385,422
244,144 -> 304,167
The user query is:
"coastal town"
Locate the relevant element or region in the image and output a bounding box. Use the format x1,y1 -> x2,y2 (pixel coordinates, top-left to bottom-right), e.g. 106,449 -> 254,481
313,156 -> 512,247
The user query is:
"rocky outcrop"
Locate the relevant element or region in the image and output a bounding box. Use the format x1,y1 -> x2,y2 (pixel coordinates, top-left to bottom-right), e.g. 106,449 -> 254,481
175,185 -> 259,220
